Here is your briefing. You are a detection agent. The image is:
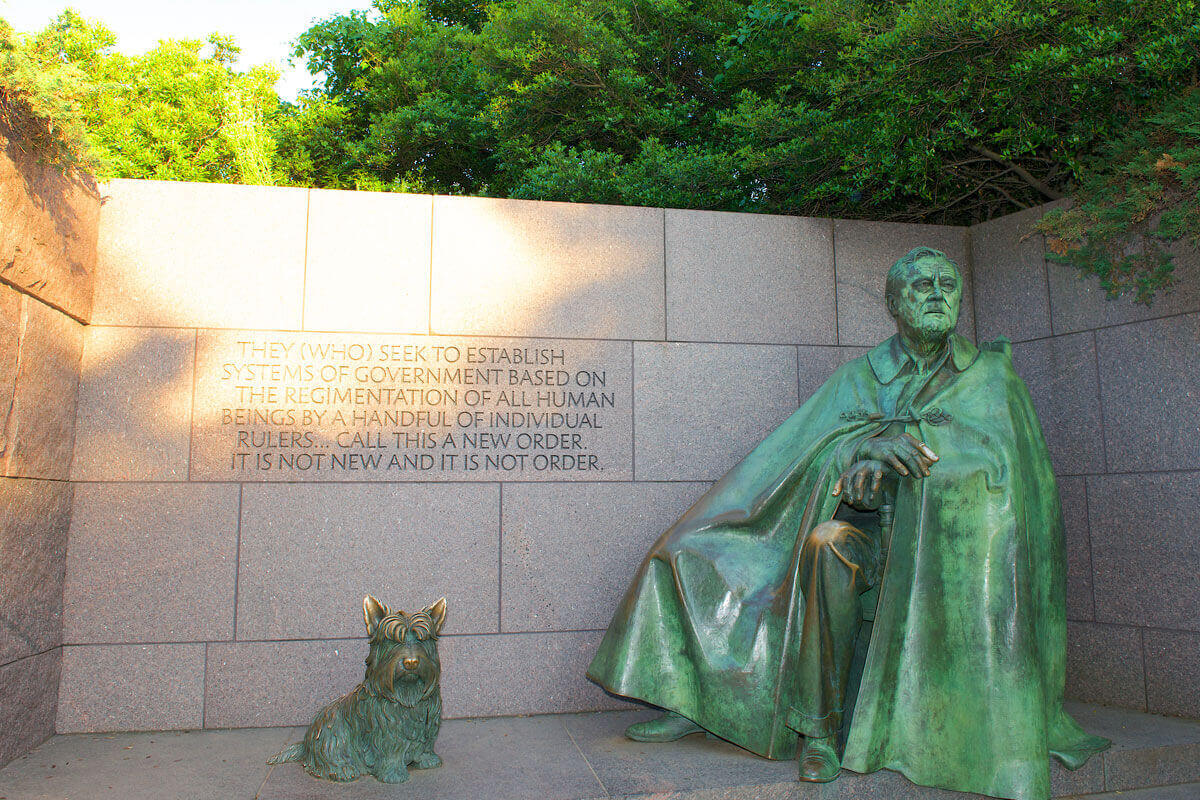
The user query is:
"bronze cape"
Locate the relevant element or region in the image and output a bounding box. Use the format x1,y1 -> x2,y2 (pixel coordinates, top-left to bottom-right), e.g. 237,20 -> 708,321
587,334 -> 1107,800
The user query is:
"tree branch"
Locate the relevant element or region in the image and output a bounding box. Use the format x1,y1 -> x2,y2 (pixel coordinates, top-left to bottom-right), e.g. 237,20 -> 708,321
970,145 -> 1065,200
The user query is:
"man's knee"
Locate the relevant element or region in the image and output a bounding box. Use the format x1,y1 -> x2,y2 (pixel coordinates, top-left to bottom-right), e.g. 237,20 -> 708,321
807,520 -> 857,550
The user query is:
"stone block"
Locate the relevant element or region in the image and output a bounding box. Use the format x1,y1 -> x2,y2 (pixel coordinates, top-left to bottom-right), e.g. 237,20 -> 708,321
70,326 -> 193,481
665,210 -> 835,345
431,196 -> 664,339
236,483 -> 499,640
6,299 -> 83,479
1049,748 -> 1107,798
832,220 -> 974,346
56,643 -> 205,732
0,649 -> 60,769
440,631 -> 623,718
0,478 -> 71,665
797,346 -> 868,403
562,709 -> 794,797
259,716 -> 603,800
93,180 -> 307,329
1069,703 -> 1200,793
1144,628 -> 1200,720
1104,740 -> 1200,793
0,726 -> 292,800
634,342 -> 798,481
204,639 -> 366,729
205,631 -> 620,728
1071,699 -> 1200,749
303,189 -> 433,334
1010,332 -> 1104,476
63,483 -> 239,644
1096,313 -> 1200,473
1057,477 -> 1094,622
1093,787 -> 1200,800
1047,242 -> 1200,335
969,206 -> 1053,342
0,286 -> 21,469
1088,472 -> 1200,632
1064,622 -> 1146,710
561,709 -> 1107,798
501,482 -> 709,631
190,330 -> 633,482
0,135 -> 99,322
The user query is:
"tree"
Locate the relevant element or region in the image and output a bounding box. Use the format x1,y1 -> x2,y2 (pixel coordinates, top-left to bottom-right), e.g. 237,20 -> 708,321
6,3 -> 1197,300
1036,89 -> 1200,303
286,0 -> 1200,299
1,10 -> 281,184
0,15 -> 96,168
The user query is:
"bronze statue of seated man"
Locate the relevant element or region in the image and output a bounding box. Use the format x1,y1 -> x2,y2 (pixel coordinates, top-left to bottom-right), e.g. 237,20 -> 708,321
587,246 -> 1109,800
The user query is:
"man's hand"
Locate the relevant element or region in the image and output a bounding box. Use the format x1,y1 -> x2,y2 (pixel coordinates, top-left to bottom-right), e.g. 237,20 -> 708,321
832,459 -> 890,510
859,433 -> 937,478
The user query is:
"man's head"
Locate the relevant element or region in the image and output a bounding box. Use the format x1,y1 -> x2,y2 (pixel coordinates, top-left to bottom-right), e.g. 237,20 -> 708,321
884,247 -> 962,348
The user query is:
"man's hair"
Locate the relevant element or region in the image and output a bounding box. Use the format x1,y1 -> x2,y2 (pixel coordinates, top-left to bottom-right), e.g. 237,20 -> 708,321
884,247 -> 961,306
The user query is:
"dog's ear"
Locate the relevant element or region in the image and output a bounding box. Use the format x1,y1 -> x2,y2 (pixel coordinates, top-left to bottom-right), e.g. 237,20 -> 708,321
425,597 -> 447,635
363,595 -> 389,637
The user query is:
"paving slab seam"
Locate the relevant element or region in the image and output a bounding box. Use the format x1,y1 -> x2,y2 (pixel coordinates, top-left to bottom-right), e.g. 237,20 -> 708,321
64,478 -> 720,487
60,627 -> 608,647
300,189 -> 311,331
0,281 -> 88,325
254,763 -> 277,799
0,645 -> 60,672
1057,466 -> 1200,479
187,328 -> 198,481
233,484 -> 244,640
0,474 -> 72,484
78,321 -> 863,348
561,715 -> 610,798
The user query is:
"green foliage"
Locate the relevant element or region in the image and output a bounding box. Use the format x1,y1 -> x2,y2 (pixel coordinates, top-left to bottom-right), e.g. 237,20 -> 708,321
282,3 -> 489,191
279,0 -> 745,196
79,31 -> 281,183
285,0 -> 1200,212
0,13 -> 98,169
4,2 -> 1199,300
1037,89 -> 1200,303
1,10 -> 281,184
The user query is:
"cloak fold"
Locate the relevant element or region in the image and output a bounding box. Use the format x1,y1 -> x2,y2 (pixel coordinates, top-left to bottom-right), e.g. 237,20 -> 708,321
587,334 -> 1108,800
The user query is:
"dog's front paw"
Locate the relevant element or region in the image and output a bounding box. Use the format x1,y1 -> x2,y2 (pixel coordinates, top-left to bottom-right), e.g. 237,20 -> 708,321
413,751 -> 442,769
372,759 -> 411,784
305,764 -> 360,783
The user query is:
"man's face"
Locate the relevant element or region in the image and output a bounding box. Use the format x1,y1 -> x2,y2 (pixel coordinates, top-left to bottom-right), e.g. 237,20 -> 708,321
887,257 -> 962,346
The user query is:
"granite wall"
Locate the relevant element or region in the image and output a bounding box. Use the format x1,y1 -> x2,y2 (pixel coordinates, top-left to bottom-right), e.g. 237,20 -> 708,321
56,178 -> 1198,735
972,207 -> 1200,721
0,129 -> 98,766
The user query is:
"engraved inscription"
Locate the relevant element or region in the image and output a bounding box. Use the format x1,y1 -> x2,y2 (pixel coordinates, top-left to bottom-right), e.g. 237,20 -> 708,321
192,331 -> 632,481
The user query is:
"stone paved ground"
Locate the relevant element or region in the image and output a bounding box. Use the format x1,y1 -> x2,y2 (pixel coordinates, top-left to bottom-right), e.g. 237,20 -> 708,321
1,704 -> 1197,800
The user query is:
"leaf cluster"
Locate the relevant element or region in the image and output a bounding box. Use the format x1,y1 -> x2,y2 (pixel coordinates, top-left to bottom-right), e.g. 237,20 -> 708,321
0,12 -> 99,169
1,10 -> 282,184
282,0 -> 1200,301
1037,89 -> 1200,303
5,2 -> 1199,301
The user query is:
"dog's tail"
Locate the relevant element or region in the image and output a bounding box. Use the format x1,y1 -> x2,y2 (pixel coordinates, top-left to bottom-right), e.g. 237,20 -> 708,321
267,742 -> 305,765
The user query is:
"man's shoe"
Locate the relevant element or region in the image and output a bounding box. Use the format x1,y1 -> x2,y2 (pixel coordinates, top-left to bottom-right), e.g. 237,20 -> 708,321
625,711 -> 703,742
798,735 -> 841,783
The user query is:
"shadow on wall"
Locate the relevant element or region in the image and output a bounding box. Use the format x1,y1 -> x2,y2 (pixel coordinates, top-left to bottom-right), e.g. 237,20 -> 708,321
428,195 -> 665,341
65,181 -> 1200,733
62,183 -> 680,731
75,186 -> 666,482
0,123 -> 99,320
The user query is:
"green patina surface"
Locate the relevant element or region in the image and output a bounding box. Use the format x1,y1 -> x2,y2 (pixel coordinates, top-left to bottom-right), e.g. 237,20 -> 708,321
588,249 -> 1109,800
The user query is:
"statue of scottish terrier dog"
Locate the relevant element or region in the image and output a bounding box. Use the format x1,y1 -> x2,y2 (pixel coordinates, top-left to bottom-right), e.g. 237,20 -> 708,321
268,596 -> 446,783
